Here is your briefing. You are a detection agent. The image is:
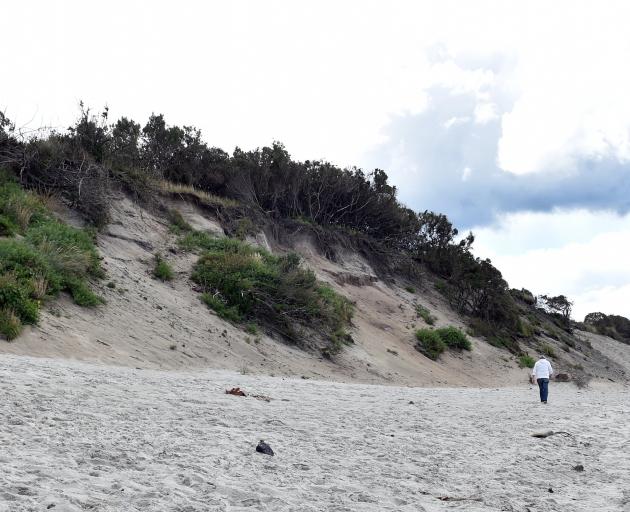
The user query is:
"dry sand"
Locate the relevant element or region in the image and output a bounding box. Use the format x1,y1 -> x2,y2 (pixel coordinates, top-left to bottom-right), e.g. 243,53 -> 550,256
1,354 -> 628,511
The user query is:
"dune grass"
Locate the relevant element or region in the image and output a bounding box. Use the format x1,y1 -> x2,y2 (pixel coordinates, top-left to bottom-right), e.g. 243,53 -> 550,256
153,254 -> 174,281
190,235 -> 353,352
0,173 -> 103,339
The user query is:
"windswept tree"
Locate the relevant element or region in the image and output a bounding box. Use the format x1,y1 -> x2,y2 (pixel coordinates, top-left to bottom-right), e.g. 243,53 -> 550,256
538,294 -> 573,329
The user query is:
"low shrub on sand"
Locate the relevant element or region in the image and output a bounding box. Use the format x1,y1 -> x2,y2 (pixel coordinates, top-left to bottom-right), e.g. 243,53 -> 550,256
0,175 -> 103,340
415,326 -> 471,360
415,329 -> 446,360
167,208 -> 192,234
0,308 -> 22,340
519,355 -> 535,368
191,236 -> 353,350
153,254 -> 174,281
415,304 -> 436,325
435,326 -> 471,351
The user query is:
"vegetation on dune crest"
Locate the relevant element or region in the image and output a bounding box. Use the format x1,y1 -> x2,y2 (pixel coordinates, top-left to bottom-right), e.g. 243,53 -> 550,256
3,105 -> 608,355
0,172 -> 103,339
582,312 -> 630,344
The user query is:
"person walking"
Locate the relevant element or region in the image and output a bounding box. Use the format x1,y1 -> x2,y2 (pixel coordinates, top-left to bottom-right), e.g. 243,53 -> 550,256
532,355 -> 553,403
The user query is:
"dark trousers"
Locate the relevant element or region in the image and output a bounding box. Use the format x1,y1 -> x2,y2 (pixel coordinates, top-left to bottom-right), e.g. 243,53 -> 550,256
537,378 -> 549,402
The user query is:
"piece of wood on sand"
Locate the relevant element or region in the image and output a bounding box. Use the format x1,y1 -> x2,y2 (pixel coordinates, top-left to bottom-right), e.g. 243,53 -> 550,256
531,430 -> 573,438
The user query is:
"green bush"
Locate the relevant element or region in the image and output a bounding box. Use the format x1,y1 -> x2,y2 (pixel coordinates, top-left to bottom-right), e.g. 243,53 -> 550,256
415,304 -> 436,325
0,179 -> 104,339
26,221 -> 101,276
519,354 -> 535,368
168,208 -> 192,233
66,277 -> 104,307
0,274 -> 39,324
541,343 -> 556,358
405,286 -> 416,294
0,214 -> 16,236
153,254 -> 174,281
201,293 -> 242,322
0,308 -> 22,340
178,230 -> 219,252
435,326 -> 471,351
192,237 -> 353,345
0,180 -> 46,233
415,329 -> 446,360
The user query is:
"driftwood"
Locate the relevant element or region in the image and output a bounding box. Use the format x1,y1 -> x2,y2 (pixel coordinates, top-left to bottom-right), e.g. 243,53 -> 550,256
531,430 -> 573,438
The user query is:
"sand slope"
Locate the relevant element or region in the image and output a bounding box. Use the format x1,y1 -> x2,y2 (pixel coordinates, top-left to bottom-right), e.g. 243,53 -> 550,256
1,354 -> 628,511
1,194 -> 628,387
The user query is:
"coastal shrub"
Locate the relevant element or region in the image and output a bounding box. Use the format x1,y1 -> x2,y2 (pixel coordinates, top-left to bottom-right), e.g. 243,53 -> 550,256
201,293 -> 242,322
0,178 -> 103,339
0,180 -> 46,231
0,308 -> 22,340
415,304 -> 436,325
435,326 -> 471,351
541,343 -> 556,358
168,208 -> 192,233
178,230 -> 218,252
519,354 -> 535,368
153,254 -> 174,281
415,329 -> 446,360
192,237 -> 353,346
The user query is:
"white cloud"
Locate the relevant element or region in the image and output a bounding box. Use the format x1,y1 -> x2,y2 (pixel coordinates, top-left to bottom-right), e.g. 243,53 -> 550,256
3,0 -> 629,174
444,116 -> 470,129
3,0 -> 630,319
472,210 -> 630,320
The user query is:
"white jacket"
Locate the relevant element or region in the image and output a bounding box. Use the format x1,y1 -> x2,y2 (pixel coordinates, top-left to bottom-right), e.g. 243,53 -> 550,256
532,358 -> 553,379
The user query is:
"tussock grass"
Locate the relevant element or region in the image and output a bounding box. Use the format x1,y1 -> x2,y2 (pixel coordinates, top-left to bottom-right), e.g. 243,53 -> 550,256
0,175 -> 103,340
415,304 -> 436,325
153,254 -> 174,281
519,354 -> 535,368
167,208 -> 192,233
191,236 -> 353,351
158,180 -> 239,208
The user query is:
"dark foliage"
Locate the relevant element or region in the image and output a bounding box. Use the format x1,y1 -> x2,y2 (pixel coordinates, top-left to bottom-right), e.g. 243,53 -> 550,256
584,312 -> 630,344
0,106 -> 569,346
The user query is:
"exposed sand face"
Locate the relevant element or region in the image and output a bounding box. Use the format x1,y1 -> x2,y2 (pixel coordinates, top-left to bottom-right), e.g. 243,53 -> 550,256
2,194 -> 628,387
0,195 -> 533,387
2,355 -> 628,511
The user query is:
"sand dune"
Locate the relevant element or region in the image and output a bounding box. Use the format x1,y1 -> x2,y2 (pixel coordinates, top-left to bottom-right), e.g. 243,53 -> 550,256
1,354 -> 628,511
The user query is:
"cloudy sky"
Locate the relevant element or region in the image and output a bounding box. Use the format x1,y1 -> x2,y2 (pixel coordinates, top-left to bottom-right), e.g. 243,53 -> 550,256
3,0 -> 630,319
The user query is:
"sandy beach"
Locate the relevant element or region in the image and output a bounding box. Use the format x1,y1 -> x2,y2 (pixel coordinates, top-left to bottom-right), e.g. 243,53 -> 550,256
1,354 -> 628,511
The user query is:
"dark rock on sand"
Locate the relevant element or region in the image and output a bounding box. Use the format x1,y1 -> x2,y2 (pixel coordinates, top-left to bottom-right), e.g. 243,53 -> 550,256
256,440 -> 274,456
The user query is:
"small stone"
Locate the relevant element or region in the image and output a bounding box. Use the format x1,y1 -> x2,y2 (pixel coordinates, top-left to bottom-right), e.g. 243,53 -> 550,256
548,487 -> 554,493
573,464 -> 584,472
256,440 -> 274,456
